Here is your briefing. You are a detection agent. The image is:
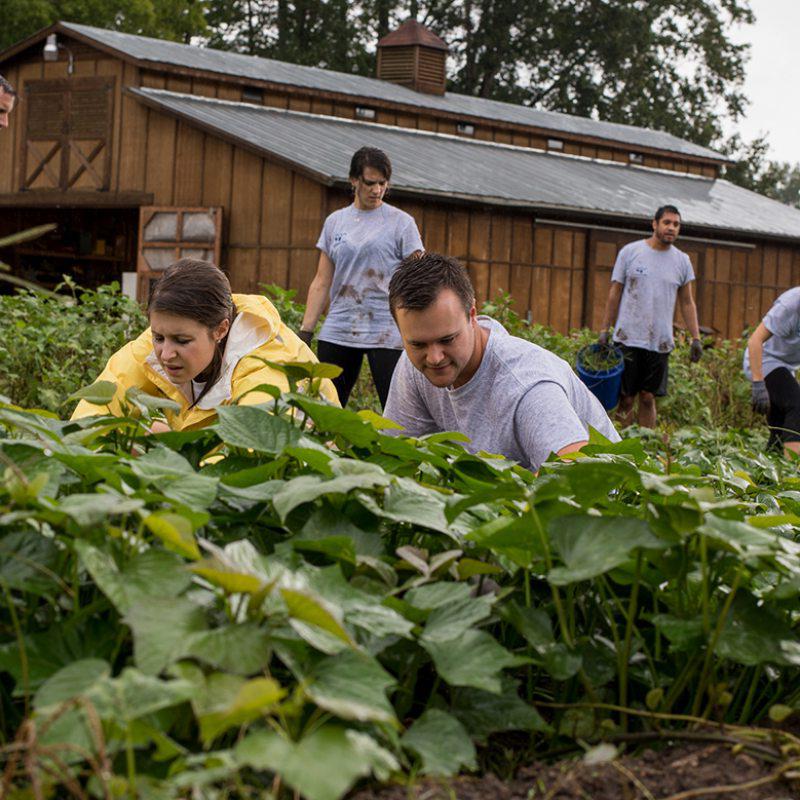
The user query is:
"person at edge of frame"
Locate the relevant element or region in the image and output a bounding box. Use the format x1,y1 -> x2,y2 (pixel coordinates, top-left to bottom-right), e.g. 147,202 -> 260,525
382,251 -> 621,473
0,74 -> 17,130
71,259 -> 339,430
297,146 -> 424,409
745,288 -> 800,458
597,204 -> 703,428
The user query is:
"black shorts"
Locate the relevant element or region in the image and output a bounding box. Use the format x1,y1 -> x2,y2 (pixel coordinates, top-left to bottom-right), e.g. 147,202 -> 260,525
618,344 -> 669,397
765,367 -> 800,449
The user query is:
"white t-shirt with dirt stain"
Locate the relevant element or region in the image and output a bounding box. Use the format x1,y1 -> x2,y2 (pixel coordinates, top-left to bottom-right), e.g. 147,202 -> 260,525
611,239 -> 695,353
316,202 -> 423,349
384,317 -> 620,472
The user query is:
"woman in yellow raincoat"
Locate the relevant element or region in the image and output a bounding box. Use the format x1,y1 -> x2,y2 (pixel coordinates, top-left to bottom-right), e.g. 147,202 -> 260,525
72,259 -> 339,429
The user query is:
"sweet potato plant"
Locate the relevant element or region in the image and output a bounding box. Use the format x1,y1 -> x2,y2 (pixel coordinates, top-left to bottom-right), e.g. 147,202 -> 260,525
1,364 -> 800,799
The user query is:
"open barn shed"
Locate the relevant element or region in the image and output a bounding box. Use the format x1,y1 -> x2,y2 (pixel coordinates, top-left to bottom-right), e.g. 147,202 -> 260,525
3,20 -> 800,338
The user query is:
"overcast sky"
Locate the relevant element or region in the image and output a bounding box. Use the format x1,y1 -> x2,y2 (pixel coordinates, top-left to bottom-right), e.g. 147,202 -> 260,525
731,0 -> 800,164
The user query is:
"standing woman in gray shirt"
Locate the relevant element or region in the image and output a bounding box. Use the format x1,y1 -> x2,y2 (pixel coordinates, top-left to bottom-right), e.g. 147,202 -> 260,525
298,147 -> 424,407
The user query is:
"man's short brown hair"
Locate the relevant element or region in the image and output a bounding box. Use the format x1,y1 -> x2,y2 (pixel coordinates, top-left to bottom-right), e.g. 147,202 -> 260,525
389,252 -> 475,317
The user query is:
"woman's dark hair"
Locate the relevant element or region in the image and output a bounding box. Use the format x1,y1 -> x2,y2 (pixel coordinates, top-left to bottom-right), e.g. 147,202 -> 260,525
349,146 -> 392,181
389,252 -> 475,317
149,259 -> 236,408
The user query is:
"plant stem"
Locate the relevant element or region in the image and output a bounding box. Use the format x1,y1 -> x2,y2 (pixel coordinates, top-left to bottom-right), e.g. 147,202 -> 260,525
619,551 -> 642,731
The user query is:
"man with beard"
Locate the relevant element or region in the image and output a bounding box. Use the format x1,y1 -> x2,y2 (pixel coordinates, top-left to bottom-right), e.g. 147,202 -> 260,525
598,205 -> 702,428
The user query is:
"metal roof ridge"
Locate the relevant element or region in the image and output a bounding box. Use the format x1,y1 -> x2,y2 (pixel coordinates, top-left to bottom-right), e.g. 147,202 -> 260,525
131,87 -> 717,183
65,21 -> 724,162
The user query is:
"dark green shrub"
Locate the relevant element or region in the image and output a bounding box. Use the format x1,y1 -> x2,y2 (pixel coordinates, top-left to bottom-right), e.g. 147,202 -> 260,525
0,278 -> 146,415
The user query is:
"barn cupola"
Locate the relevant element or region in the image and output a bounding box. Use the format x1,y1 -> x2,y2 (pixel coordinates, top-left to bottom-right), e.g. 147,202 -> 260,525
376,20 -> 448,96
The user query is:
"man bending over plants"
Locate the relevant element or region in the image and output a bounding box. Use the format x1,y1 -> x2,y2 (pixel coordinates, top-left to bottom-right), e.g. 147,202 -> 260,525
598,205 -> 702,428
746,288 -> 800,457
383,252 -> 619,472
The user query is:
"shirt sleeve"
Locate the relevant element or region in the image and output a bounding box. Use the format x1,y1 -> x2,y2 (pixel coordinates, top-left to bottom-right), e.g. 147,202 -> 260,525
383,355 -> 440,438
398,214 -> 424,259
513,382 -> 590,470
316,214 -> 333,257
763,296 -> 798,339
610,245 -> 629,284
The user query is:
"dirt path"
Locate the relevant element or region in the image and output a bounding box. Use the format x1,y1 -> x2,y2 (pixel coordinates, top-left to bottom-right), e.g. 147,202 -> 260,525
352,742 -> 799,799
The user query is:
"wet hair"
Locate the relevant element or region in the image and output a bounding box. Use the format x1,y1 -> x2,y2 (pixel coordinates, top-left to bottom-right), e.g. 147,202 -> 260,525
654,205 -> 680,222
0,75 -> 16,97
389,252 -> 475,317
349,146 -> 392,182
149,259 -> 236,408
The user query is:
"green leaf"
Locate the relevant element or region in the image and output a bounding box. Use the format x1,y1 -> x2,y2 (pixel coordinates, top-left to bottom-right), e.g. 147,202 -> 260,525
651,615 -> 705,652
68,380 -> 117,406
125,386 -> 181,415
34,659 -> 110,710
124,596 -> 207,675
451,680 -> 550,743
548,516 -> 664,585
144,512 -> 201,560
272,462 -> 391,520
236,726 -> 396,800
290,395 -> 377,447
76,541 -> 190,615
305,650 -> 397,724
85,667 -> 195,720
184,624 -> 272,675
421,594 -> 494,643
401,709 -> 477,776
0,530 -> 62,595
216,405 -> 301,453
421,629 -> 525,693
280,587 -> 354,648
48,493 -> 144,528
198,675 -> 285,745
715,594 -> 800,667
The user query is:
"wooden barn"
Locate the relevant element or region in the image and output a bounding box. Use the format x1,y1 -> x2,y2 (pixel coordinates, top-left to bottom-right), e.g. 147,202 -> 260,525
3,19 -> 800,338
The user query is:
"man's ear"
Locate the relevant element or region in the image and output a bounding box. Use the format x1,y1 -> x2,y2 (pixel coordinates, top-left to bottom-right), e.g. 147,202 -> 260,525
468,304 -> 478,324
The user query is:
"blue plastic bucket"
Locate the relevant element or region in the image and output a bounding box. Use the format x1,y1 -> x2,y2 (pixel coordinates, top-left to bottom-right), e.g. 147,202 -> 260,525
576,344 -> 624,411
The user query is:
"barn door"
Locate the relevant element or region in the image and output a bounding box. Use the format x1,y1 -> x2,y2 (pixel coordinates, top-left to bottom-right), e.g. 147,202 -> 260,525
136,206 -> 223,301
20,77 -> 114,191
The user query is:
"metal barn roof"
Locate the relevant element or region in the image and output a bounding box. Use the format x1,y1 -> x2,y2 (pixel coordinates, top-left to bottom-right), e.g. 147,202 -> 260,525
129,88 -> 800,242
29,21 -> 726,163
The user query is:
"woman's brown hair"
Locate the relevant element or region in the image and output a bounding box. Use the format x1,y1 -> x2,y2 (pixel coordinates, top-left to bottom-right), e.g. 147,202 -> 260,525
149,259 -> 236,408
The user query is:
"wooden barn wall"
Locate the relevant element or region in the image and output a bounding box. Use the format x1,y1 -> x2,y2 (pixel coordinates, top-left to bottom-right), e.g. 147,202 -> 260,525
2,45 -> 798,340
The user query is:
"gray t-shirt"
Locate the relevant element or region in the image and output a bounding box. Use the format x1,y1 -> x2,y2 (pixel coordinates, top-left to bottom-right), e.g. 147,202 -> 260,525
611,239 -> 695,353
317,202 -> 423,349
743,287 -> 800,380
384,317 -> 620,471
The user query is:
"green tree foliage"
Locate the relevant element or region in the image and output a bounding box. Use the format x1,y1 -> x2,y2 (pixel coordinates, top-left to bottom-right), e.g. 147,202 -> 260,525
0,0 -> 208,52
723,134 -> 800,208
199,0 -> 753,148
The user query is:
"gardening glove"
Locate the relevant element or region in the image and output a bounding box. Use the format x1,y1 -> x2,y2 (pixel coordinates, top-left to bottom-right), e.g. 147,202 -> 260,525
690,338 -> 703,363
751,380 -> 769,415
297,329 -> 314,347
598,330 -> 609,347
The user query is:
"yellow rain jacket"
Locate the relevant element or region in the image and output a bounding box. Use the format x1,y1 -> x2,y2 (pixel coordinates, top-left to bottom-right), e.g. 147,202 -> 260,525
71,294 -> 339,429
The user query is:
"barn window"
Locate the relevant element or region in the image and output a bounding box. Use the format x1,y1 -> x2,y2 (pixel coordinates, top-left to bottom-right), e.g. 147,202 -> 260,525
20,76 -> 115,192
629,152 -> 644,164
457,122 -> 475,136
242,86 -> 263,103
355,106 -> 376,120
547,138 -> 564,151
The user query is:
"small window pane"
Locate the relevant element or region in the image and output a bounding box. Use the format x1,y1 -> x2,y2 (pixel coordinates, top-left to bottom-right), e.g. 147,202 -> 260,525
182,212 -> 217,242
143,248 -> 176,271
144,212 -> 178,242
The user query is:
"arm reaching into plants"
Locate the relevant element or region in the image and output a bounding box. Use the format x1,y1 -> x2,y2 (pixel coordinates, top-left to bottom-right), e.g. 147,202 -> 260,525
299,252 -> 335,343
599,281 -> 623,342
677,281 -> 702,361
747,323 -> 772,414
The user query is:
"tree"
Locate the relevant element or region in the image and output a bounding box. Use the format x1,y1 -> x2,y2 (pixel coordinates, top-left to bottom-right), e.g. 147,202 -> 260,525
1,0 -> 208,53
723,134 -> 800,208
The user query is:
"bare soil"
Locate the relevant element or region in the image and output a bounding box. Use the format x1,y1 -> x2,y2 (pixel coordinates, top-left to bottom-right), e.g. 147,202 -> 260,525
351,741 -> 800,800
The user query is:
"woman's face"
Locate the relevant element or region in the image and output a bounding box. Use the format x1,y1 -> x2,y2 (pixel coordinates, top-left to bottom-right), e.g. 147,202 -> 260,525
150,311 -> 229,384
350,166 -> 389,210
